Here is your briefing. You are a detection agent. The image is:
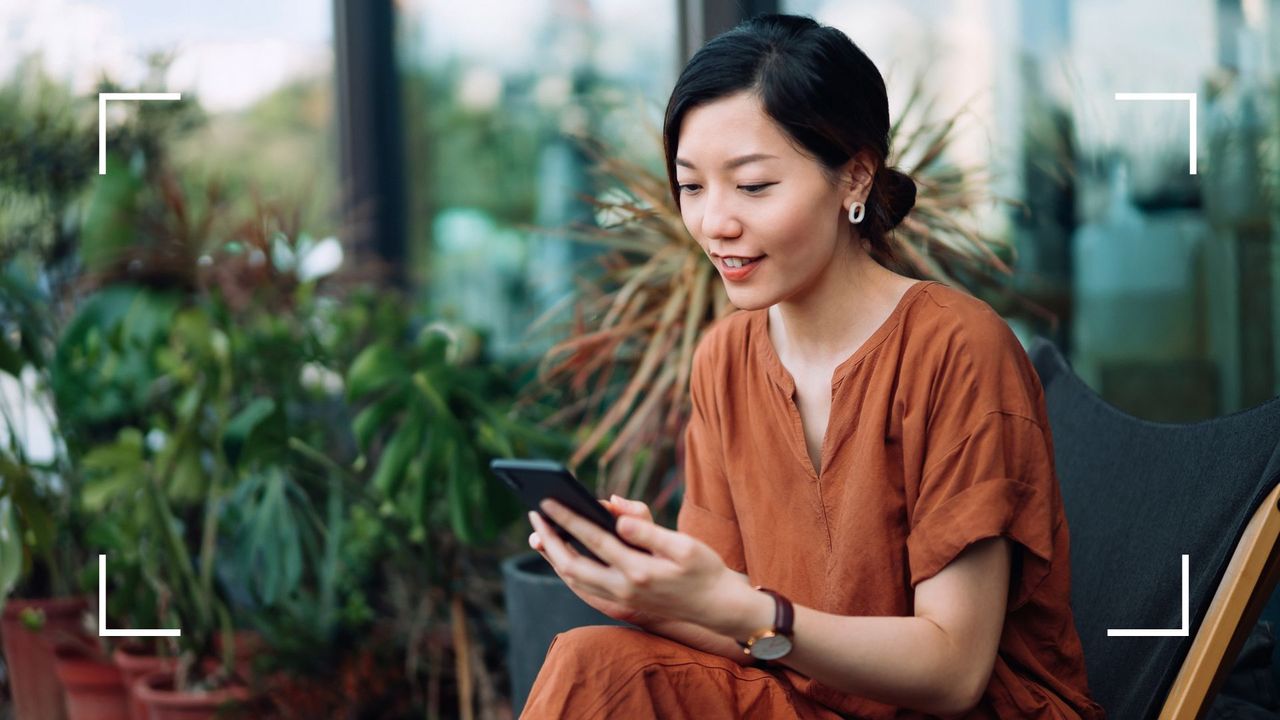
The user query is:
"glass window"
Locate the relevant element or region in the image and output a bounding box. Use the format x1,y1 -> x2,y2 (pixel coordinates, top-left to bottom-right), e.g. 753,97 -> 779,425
396,0 -> 679,358
786,0 -> 1280,422
0,0 -> 338,233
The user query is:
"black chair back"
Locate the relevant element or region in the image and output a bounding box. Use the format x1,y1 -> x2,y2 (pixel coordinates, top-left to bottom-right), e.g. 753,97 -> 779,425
1030,339 -> 1280,719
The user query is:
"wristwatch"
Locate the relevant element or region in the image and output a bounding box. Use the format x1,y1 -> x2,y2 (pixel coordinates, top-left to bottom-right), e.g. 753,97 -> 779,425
738,586 -> 794,661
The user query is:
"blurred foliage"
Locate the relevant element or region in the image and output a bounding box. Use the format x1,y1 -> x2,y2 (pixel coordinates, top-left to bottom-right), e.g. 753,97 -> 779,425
0,60 -> 102,610
403,62 -> 546,226
0,54 -> 568,715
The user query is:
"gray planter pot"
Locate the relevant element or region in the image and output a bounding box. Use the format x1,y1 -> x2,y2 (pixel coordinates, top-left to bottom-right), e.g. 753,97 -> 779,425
502,552 -> 625,716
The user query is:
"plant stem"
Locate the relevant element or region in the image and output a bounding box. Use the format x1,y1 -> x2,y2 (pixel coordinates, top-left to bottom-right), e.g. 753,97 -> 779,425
450,593 -> 474,720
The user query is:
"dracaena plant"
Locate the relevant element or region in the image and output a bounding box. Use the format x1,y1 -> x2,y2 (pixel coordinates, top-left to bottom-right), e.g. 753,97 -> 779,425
529,79 -> 1021,514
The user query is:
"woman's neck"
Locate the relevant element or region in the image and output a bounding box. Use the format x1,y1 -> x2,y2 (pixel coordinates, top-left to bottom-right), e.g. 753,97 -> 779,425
768,240 -> 903,369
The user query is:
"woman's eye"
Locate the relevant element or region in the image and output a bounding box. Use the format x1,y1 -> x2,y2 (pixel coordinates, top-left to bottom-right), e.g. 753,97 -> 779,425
678,183 -> 701,194
740,183 -> 775,194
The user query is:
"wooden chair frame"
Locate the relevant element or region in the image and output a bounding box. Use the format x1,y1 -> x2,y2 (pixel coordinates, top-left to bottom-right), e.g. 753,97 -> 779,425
1158,482 -> 1280,719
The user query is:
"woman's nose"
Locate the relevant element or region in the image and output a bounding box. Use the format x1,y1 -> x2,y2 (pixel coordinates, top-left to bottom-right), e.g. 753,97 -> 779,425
700,190 -> 742,240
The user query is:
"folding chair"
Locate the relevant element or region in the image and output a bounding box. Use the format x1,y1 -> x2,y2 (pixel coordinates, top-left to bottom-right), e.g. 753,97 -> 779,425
1030,339 -> 1280,719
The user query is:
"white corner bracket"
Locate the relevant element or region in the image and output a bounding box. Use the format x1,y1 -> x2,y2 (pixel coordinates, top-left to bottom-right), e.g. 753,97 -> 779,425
98,554 -> 181,637
1112,92 -> 1198,175
97,92 -> 182,175
1108,554 -> 1190,637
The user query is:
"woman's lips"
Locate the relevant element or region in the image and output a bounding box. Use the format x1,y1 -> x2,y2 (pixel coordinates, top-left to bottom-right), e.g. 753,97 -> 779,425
716,255 -> 764,282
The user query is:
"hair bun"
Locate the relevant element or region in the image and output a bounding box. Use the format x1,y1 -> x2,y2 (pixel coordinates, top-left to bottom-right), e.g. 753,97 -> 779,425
882,168 -> 917,230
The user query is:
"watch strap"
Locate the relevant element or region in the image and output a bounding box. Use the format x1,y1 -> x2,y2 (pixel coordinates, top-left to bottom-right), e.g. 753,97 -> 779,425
737,586 -> 795,657
757,587 -> 794,637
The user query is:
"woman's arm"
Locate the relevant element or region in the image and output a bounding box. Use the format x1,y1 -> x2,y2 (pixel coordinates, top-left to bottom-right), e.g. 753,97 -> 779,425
708,536 -> 1012,716
535,501 -> 1012,717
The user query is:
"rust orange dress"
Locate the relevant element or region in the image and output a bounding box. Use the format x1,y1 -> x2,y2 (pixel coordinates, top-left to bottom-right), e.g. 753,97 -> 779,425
524,280 -> 1105,719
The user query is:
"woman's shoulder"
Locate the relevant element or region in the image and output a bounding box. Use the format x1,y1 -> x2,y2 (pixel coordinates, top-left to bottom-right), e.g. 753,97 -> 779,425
909,282 -> 1013,339
902,281 -> 1043,410
903,282 -> 1025,360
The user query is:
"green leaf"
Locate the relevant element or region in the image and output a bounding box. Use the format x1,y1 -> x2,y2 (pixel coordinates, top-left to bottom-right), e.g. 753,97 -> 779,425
352,394 -> 405,453
371,418 -> 423,498
165,446 -> 206,505
223,397 -> 278,466
414,327 -> 452,365
81,472 -> 138,513
81,429 -> 145,474
0,332 -> 23,377
445,443 -> 475,545
122,290 -> 179,351
0,497 -> 23,604
81,159 -> 144,273
240,471 -> 306,605
346,344 -> 406,400
407,454 -> 428,539
411,370 -> 451,418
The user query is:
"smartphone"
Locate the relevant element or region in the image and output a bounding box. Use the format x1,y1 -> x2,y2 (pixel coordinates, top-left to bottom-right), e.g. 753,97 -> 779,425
489,458 -> 645,563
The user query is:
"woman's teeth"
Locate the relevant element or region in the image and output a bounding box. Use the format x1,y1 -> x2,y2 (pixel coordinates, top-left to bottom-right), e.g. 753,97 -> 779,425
723,257 -> 759,268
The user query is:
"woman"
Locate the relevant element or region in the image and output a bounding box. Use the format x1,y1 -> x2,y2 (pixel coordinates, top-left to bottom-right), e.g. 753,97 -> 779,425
523,13 -> 1104,719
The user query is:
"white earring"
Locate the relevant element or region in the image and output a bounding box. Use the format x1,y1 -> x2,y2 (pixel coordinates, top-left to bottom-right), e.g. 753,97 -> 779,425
848,201 -> 865,224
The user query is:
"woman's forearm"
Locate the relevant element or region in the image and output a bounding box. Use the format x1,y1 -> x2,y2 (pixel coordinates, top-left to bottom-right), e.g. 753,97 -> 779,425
636,615 -> 753,665
784,609 -> 981,715
704,588 -> 984,716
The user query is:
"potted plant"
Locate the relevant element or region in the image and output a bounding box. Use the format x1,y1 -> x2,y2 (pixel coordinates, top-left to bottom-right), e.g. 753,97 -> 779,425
60,288 -> 253,718
342,289 -> 569,718
0,60 -> 102,720
0,265 -> 94,720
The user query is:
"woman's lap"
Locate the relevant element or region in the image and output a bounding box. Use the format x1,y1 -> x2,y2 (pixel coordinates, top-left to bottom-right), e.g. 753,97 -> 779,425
521,625 -> 845,720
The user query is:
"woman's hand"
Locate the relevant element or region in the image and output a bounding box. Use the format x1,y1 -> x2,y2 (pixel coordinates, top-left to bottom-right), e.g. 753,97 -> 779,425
529,495 -> 660,627
528,494 -> 752,636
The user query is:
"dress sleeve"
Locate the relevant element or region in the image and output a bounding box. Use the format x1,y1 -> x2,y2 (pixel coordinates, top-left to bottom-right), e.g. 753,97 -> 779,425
905,332 -> 1059,613
676,341 -> 747,574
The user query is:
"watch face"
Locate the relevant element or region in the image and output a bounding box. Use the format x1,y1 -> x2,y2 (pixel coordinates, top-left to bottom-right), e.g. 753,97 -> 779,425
750,634 -> 793,661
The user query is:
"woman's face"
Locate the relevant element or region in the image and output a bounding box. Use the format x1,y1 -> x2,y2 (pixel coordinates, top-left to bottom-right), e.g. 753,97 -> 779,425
674,91 -> 861,311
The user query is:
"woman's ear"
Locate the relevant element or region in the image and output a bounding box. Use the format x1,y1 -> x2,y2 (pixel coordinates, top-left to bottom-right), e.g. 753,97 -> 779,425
840,150 -> 877,212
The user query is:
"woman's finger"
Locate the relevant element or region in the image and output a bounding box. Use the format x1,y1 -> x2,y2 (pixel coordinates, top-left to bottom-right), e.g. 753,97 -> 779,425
616,514 -> 696,561
528,511 -> 622,599
540,500 -> 637,568
609,494 -> 653,522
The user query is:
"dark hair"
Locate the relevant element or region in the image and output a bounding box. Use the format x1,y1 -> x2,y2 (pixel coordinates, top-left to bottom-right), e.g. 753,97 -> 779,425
662,13 -> 916,263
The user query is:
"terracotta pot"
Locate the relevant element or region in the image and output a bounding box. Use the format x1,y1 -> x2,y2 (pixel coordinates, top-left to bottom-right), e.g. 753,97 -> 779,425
53,645 -> 130,720
0,596 -> 90,720
112,643 -> 178,720
134,670 -> 256,720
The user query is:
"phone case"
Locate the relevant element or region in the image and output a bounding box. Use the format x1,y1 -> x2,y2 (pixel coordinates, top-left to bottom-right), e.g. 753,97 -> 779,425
489,459 -> 620,563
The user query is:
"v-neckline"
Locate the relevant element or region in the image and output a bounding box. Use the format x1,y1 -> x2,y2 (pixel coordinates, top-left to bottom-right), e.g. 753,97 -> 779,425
752,280 -> 933,398
751,280 -> 933,480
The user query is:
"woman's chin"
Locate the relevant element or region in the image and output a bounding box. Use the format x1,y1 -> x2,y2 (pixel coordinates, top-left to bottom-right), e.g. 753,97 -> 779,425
722,286 -> 776,312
